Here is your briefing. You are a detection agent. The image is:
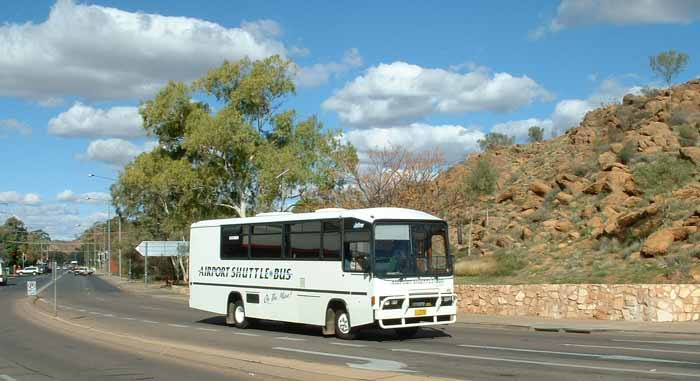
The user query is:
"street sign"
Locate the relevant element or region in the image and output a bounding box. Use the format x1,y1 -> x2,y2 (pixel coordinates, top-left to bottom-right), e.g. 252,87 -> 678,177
27,280 -> 36,296
135,241 -> 189,257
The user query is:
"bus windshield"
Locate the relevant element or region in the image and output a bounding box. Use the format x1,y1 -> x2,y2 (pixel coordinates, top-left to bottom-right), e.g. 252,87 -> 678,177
373,222 -> 452,277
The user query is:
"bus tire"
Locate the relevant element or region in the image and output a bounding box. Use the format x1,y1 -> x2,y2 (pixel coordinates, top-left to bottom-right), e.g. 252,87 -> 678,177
395,326 -> 419,339
228,300 -> 250,329
334,308 -> 355,340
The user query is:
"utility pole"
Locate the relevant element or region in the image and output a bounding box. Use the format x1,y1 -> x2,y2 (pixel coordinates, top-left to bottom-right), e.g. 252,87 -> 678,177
118,216 -> 122,279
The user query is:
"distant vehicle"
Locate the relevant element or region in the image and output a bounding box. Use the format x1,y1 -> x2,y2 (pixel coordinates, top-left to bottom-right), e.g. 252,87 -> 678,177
0,266 -> 6,285
189,207 -> 456,340
88,267 -> 95,275
37,265 -> 45,274
18,266 -> 39,276
74,266 -> 90,276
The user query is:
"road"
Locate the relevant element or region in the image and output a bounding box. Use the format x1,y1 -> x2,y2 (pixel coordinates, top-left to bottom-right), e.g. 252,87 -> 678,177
2,272 -> 700,380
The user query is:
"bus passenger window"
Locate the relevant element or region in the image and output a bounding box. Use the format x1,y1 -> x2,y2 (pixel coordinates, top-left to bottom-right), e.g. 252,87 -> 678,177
251,224 -> 282,259
322,221 -> 340,259
221,225 -> 249,259
343,219 -> 370,272
287,221 -> 321,259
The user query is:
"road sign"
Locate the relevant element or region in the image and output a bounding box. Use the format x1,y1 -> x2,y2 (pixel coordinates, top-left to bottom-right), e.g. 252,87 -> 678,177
135,241 -> 189,257
27,280 -> 36,296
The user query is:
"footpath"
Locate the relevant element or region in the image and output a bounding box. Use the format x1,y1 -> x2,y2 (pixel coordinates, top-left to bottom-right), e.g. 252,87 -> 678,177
100,275 -> 699,336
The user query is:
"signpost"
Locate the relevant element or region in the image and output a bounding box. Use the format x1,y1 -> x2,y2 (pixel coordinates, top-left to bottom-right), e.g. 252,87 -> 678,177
135,241 -> 189,286
26,280 -> 36,296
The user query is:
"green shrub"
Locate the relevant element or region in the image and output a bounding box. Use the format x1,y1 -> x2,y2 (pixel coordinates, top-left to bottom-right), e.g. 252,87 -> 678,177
465,157 -> 499,197
688,232 -> 700,244
478,132 -> 515,151
633,155 -> 696,195
528,126 -> 545,143
493,249 -> 526,276
677,124 -> 699,147
618,141 -> 637,164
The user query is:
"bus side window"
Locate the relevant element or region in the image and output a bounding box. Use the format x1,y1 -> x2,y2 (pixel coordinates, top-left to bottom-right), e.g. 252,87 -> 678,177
322,221 -> 341,260
221,225 -> 249,259
343,219 -> 370,272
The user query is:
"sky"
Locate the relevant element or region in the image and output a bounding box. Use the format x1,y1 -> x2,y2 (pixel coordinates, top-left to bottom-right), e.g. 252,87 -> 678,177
0,0 -> 699,239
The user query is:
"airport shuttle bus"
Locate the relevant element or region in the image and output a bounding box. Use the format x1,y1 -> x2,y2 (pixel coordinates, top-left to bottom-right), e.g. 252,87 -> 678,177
189,207 -> 457,339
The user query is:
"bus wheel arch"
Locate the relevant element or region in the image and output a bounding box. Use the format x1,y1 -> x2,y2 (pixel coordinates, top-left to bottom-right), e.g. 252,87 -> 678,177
226,292 -> 249,328
324,299 -> 355,340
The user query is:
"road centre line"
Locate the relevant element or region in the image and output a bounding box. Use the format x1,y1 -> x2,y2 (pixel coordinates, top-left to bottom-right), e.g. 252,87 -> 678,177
196,327 -> 219,332
562,343 -> 700,355
274,336 -> 305,341
168,324 -> 189,328
330,342 -> 367,348
141,320 -> 159,324
0,375 -> 17,381
274,347 -> 411,372
457,344 -> 698,365
119,317 -> 136,321
232,332 -> 259,337
392,349 -> 700,378
36,271 -> 68,294
613,339 -> 700,346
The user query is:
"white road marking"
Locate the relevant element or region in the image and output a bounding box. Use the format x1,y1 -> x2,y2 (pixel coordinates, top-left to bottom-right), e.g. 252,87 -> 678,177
168,324 -> 189,328
119,317 -> 136,321
457,344 -> 698,365
36,271 -> 68,294
274,347 -> 412,372
196,327 -> 218,332
563,343 -> 700,355
89,311 -> 102,315
274,336 -> 305,341
330,342 -> 368,348
232,332 -> 259,337
0,375 -> 17,381
102,314 -> 114,317
393,348 -> 700,378
77,309 -> 86,312
613,339 -> 700,346
141,320 -> 159,324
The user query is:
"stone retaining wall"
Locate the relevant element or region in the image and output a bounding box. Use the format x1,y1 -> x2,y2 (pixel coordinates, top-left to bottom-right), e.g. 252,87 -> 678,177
455,284 -> 700,322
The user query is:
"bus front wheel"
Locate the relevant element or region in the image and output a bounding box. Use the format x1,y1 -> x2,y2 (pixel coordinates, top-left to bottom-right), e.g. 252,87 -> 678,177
334,308 -> 356,340
227,300 -> 250,329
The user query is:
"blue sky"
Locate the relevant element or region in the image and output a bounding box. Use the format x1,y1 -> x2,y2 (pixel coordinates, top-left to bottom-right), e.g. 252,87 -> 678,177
0,0 -> 699,239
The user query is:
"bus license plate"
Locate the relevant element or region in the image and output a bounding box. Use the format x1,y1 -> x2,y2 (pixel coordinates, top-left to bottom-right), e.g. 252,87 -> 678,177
414,309 -> 427,316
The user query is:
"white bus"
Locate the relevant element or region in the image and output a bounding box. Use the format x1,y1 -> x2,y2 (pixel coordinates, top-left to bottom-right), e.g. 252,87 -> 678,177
188,207 -> 456,339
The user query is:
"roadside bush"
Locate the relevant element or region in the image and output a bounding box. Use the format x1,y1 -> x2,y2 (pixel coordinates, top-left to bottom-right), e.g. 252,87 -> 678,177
677,124 -> 699,147
618,141 -> 637,164
633,155 -> 696,195
454,257 -> 498,276
528,126 -> 544,143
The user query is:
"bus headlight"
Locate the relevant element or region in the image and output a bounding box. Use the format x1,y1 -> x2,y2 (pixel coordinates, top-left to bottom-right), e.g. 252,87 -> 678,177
441,296 -> 454,306
381,297 -> 404,309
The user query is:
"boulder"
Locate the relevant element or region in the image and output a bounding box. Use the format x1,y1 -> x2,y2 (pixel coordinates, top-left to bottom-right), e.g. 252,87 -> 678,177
680,147 -> 700,166
555,192 -> 575,205
530,180 -> 552,196
555,220 -> 575,233
598,151 -> 618,170
641,229 -> 676,257
610,143 -> 624,154
521,226 -> 533,240
495,188 -> 514,203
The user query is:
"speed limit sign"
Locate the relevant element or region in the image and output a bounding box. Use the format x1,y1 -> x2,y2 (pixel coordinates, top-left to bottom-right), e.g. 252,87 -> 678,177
27,280 -> 37,296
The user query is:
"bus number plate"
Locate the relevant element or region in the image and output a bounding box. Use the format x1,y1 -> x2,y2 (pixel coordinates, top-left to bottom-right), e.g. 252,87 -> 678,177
414,309 -> 427,316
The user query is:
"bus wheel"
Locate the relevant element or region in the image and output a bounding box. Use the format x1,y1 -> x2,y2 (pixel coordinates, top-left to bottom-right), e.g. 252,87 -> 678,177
227,300 -> 250,329
395,327 -> 419,339
334,308 -> 355,340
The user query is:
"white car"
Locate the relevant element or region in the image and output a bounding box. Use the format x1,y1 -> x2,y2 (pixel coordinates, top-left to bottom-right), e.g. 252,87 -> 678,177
18,266 -> 39,276
0,266 -> 6,285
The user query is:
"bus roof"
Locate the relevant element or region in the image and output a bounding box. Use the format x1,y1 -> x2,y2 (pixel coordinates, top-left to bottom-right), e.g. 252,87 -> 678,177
191,207 -> 442,228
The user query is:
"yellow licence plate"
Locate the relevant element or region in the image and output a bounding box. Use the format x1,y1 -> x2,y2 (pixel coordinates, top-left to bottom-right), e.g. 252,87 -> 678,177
414,309 -> 427,316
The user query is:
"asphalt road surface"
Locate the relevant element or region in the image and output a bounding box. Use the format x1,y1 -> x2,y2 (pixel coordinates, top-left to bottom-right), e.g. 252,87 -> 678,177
3,272 -> 700,380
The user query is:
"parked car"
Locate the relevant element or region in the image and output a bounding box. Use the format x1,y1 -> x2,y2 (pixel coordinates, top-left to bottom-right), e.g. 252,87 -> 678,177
18,266 -> 39,276
74,266 -> 90,276
0,266 -> 6,285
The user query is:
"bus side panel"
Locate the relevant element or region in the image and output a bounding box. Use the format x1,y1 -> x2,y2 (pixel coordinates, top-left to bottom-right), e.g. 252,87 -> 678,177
189,226 -> 227,314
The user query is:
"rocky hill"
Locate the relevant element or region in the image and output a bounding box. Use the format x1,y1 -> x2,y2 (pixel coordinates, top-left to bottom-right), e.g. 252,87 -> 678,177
445,80 -> 700,284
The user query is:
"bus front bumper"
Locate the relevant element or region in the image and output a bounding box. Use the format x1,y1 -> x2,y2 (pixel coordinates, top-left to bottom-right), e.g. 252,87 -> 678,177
375,293 -> 457,329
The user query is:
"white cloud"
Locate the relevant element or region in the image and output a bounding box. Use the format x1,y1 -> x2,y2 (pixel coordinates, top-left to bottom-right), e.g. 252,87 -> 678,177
0,191 -> 41,205
6,203 -> 108,240
323,61 -> 551,127
533,0 -> 700,38
492,77 -> 644,140
344,123 -> 485,163
79,139 -> 158,167
492,118 -> 555,143
0,119 -> 31,138
56,190 -> 111,204
0,0 -> 286,101
295,48 -> 363,87
48,102 -> 143,139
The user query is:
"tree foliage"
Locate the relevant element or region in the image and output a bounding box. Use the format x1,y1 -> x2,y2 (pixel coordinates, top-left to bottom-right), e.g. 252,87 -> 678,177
649,50 -> 689,88
478,132 -> 515,151
527,126 -> 544,143
113,56 -> 356,250
465,157 -> 499,199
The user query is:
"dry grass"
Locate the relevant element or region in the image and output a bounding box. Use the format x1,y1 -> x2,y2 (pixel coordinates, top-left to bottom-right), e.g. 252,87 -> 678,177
454,257 -> 499,276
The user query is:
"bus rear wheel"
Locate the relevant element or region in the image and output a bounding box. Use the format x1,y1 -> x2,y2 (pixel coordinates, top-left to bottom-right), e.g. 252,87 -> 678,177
334,308 -> 355,340
227,300 -> 250,329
